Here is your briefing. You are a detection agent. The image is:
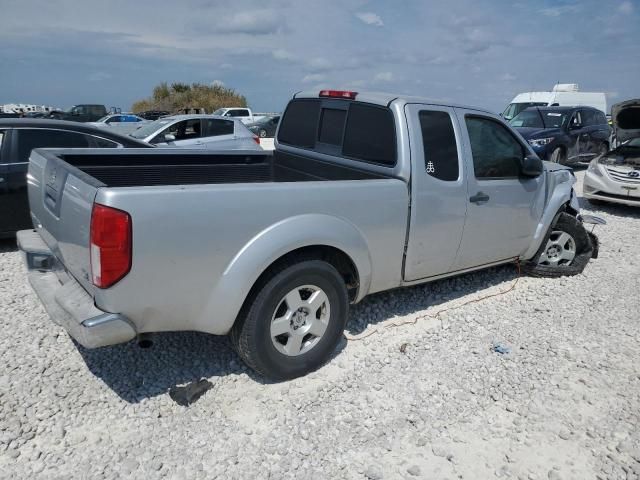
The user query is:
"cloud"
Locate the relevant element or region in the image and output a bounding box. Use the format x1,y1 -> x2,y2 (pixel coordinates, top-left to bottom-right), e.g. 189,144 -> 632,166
307,57 -> 332,72
302,73 -> 326,83
272,49 -> 296,61
500,73 -> 516,81
88,71 -> 112,82
355,12 -> 384,27
539,4 -> 581,17
213,10 -> 282,35
211,79 -> 225,87
618,1 -> 633,14
374,71 -> 393,82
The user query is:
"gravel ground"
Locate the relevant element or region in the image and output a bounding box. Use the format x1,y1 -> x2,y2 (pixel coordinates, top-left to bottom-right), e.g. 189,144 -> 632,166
1,170 -> 639,480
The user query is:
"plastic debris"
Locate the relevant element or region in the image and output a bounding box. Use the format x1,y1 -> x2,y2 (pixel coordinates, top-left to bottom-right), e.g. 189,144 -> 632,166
492,343 -> 511,355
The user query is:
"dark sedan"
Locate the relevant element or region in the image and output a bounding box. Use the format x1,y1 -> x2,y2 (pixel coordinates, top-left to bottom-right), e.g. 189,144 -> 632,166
0,119 -> 152,237
246,115 -> 280,138
509,106 -> 610,165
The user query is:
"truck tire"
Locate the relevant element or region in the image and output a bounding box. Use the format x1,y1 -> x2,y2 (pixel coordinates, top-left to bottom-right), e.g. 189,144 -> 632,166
522,213 -> 593,278
230,258 -> 348,381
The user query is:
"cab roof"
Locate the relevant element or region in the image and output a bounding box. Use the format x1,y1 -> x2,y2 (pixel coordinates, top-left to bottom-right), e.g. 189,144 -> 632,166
293,90 -> 493,115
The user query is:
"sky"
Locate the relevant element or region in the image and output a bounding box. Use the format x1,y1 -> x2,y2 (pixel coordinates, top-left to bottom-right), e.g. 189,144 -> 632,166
0,0 -> 637,114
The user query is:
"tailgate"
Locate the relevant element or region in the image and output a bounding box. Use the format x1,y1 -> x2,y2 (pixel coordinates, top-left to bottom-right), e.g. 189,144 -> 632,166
28,148 -> 103,294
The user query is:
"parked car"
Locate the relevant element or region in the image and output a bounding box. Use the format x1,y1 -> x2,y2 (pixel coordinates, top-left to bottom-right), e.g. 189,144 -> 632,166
48,104 -> 109,123
18,90 -> 601,380
130,114 -> 261,150
0,119 -> 152,238
24,112 -> 48,118
136,110 -> 171,121
90,114 -> 149,135
583,99 -> 640,207
509,106 -> 610,165
502,83 -> 607,121
212,107 -> 262,124
246,115 -> 280,138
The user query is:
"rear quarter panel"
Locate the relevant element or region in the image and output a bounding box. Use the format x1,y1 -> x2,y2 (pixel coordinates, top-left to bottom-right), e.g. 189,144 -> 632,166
94,179 -> 408,335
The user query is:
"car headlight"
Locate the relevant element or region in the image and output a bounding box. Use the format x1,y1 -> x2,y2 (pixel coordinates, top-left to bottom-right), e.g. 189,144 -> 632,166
597,155 -> 618,166
587,159 -> 603,177
528,137 -> 554,147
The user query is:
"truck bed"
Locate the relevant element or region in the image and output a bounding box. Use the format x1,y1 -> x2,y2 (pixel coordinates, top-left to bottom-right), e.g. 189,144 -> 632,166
50,149 -> 387,188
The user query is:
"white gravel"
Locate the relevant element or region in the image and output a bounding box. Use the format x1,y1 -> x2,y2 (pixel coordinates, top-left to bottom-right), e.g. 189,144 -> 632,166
1,170 -> 639,479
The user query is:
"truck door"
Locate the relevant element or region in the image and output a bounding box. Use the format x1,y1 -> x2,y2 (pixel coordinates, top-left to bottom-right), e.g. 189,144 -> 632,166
402,105 -> 468,281
0,129 -> 12,234
1,129 -> 33,233
452,110 -> 543,270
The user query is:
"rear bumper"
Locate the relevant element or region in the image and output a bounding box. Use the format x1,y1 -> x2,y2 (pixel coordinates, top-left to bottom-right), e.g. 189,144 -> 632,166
17,229 -> 137,348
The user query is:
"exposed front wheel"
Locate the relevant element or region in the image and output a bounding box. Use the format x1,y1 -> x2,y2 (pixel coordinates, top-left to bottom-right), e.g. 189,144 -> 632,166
230,258 -> 348,380
523,213 -> 594,277
259,129 -> 267,138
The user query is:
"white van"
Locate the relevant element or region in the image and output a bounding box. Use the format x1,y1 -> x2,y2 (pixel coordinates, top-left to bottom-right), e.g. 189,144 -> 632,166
502,84 -> 607,120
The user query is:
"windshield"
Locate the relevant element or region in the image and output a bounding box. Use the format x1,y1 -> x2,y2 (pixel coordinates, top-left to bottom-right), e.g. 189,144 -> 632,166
540,111 -> 569,128
130,118 -> 172,139
624,138 -> 640,147
502,102 -> 548,120
212,108 -> 226,116
509,110 -> 543,128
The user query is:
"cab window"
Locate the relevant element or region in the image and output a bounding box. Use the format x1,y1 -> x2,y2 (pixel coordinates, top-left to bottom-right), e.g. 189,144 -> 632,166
465,116 -> 524,179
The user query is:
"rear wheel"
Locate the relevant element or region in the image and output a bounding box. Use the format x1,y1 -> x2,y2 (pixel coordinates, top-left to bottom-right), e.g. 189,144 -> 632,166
523,213 -> 593,277
230,258 -> 348,380
550,147 -> 566,164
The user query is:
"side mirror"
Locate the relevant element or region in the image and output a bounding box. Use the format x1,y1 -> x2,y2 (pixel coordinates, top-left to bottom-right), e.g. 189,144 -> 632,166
522,154 -> 543,177
164,133 -> 176,142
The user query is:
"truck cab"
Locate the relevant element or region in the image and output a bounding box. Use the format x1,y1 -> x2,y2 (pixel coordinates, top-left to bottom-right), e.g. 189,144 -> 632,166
212,107 -> 254,124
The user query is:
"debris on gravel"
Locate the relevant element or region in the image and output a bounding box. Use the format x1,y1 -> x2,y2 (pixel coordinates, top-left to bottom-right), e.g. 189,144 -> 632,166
1,172 -> 639,479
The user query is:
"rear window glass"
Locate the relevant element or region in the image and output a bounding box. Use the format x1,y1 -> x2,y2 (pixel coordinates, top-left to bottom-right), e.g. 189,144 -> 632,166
278,100 -> 321,148
205,119 -> 234,136
343,103 -> 396,166
318,108 -> 346,145
419,110 -> 459,181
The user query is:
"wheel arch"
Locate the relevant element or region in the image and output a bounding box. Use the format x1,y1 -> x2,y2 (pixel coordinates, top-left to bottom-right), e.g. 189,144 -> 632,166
197,214 -> 372,335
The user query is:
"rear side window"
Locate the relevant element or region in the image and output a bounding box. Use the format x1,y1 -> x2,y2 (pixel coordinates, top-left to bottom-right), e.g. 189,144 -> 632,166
16,129 -> 119,161
465,116 -> 523,179
343,103 -> 396,166
318,108 -> 346,145
278,100 -> 321,148
419,110 -> 459,181
205,119 -> 234,137
582,110 -> 596,126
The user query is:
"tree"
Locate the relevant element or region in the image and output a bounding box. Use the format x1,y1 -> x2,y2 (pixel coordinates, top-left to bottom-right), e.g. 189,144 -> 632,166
131,82 -> 247,114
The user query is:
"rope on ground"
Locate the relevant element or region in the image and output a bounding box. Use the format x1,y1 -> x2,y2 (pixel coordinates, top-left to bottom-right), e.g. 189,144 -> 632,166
343,259 -> 522,341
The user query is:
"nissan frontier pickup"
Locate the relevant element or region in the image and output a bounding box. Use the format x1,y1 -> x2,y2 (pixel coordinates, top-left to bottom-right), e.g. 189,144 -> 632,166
19,90 -> 598,380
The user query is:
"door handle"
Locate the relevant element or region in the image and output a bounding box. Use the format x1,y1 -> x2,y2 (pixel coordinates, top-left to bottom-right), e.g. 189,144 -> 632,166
469,191 -> 490,204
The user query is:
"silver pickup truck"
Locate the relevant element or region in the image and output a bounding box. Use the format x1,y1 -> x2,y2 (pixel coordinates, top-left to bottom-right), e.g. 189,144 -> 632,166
19,90 -> 599,380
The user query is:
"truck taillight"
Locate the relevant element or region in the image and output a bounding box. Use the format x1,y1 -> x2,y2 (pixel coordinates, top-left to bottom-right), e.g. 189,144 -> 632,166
90,204 -> 132,288
319,90 -> 358,99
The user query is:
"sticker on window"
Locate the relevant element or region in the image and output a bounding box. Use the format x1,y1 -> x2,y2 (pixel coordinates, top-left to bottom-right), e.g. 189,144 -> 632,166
547,113 -> 562,116
426,161 -> 435,173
